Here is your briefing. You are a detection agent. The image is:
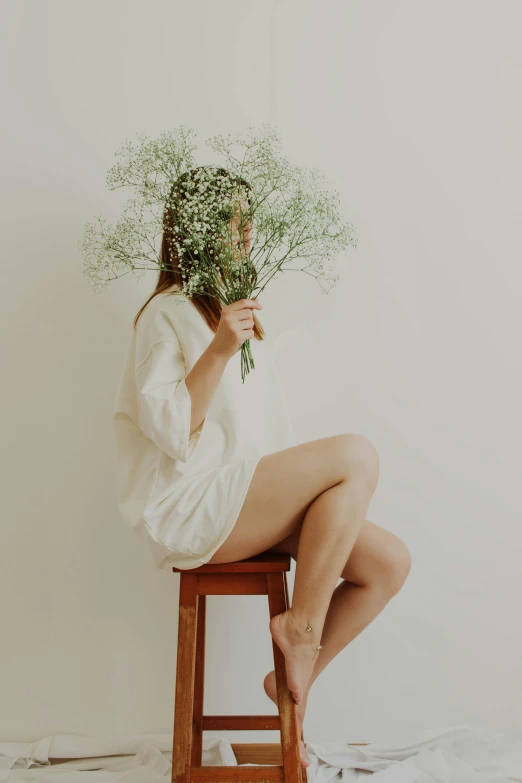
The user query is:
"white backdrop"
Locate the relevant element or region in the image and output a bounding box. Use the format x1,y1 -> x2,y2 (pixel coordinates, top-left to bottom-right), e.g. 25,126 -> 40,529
1,0 -> 521,745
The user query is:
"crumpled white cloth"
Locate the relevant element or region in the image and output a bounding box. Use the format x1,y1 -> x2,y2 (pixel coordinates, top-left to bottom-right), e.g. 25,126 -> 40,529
0,733 -> 234,782
1,724 -> 521,782
305,724 -> 522,783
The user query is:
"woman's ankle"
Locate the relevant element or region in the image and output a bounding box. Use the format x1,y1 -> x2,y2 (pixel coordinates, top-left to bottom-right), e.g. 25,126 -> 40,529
288,607 -> 323,641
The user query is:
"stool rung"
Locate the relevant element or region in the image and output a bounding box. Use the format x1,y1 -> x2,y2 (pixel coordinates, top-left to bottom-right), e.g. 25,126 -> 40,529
203,715 -> 280,731
231,743 -> 283,766
190,766 -> 283,782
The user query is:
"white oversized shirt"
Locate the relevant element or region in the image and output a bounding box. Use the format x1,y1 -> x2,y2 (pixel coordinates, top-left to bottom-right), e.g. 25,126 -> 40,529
112,285 -> 296,570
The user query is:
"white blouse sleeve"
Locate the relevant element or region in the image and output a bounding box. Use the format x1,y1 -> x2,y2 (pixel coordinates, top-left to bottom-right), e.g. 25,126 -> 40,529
134,336 -> 206,463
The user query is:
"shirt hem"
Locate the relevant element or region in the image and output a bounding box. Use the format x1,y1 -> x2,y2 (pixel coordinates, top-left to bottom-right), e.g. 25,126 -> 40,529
165,454 -> 264,571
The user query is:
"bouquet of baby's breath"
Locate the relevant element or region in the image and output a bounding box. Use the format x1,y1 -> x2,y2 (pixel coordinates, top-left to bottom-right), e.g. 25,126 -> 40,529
80,124 -> 357,381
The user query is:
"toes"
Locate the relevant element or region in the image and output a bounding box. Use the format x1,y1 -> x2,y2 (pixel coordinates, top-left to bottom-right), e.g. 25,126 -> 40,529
300,740 -> 310,767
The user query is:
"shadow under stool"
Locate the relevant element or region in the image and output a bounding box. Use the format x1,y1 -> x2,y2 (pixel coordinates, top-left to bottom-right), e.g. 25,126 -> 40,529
171,551 -> 307,783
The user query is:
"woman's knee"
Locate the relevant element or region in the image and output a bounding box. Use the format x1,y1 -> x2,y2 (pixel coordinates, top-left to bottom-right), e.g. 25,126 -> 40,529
334,433 -> 380,491
375,535 -> 412,596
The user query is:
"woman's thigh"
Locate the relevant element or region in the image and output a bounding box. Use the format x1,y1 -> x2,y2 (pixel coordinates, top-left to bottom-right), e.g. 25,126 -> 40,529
207,433 -> 379,565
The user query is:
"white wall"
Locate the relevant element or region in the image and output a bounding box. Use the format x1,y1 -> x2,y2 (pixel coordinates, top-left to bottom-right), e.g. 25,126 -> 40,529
1,0 -> 521,744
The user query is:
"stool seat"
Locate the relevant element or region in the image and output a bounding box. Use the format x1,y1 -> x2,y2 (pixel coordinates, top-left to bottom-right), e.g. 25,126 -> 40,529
172,551 -> 291,574
171,549 -> 306,783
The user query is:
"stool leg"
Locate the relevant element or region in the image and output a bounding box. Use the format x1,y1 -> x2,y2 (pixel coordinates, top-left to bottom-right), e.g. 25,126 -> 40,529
191,593 -> 206,766
172,573 -> 198,783
284,572 -> 307,783
266,572 -> 303,783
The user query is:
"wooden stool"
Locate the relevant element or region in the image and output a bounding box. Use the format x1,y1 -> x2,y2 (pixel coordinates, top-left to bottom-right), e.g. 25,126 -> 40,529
171,551 -> 306,783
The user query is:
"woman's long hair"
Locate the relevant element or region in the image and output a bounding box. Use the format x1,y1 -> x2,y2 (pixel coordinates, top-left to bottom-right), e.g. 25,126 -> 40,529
133,166 -> 264,340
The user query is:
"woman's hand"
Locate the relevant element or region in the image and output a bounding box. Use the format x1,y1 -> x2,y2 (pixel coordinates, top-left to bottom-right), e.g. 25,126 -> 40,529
210,298 -> 263,360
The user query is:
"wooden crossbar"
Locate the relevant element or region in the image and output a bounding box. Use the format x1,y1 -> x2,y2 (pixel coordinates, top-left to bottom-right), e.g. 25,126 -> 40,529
190,766 -> 283,782
203,715 -> 281,731
196,573 -> 268,595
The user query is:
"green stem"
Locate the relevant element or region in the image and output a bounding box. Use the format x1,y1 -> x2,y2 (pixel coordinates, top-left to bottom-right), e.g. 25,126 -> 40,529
240,339 -> 256,383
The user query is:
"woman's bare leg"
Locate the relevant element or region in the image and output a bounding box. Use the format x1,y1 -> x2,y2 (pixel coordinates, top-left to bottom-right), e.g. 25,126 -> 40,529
268,468 -> 377,705
207,434 -> 380,738
263,519 -> 412,761
208,434 -> 379,566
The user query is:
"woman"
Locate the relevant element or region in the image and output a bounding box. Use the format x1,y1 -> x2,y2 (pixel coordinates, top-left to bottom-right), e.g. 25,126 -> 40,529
112,167 -> 411,768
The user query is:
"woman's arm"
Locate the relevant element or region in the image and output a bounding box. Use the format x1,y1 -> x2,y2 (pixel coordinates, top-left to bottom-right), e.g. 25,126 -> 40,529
185,297 -> 263,433
185,344 -> 228,435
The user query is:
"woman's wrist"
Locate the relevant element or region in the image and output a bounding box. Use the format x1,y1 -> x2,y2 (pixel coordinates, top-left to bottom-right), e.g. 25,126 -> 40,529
207,338 -> 233,364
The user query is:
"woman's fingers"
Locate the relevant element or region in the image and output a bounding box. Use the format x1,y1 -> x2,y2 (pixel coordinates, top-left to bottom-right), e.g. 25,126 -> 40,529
228,297 -> 263,312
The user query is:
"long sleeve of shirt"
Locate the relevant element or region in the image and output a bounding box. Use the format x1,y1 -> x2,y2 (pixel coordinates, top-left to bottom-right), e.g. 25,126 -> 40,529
135,337 -> 206,463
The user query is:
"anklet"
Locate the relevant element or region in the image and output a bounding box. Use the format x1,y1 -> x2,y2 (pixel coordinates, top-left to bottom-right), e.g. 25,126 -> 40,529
305,622 -> 322,654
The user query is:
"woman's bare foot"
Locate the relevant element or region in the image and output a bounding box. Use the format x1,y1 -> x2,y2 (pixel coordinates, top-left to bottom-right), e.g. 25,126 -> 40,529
269,609 -> 322,705
263,670 -> 310,768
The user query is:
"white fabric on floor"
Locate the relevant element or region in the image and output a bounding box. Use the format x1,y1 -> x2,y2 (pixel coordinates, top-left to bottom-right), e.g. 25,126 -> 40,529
1,725 -> 521,782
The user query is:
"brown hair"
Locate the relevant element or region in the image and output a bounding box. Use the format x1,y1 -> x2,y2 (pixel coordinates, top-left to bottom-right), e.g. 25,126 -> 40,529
133,166 -> 264,341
